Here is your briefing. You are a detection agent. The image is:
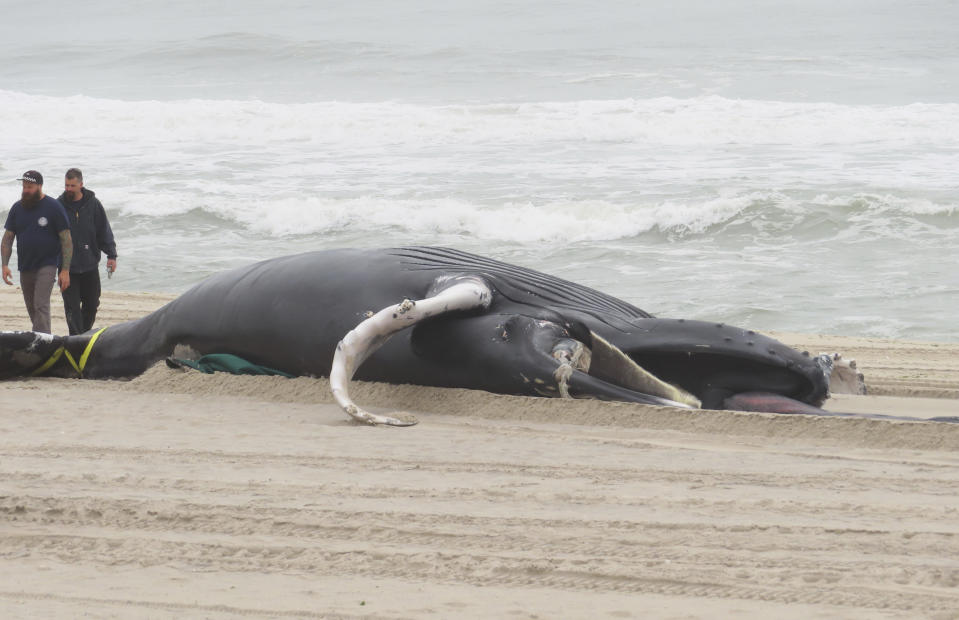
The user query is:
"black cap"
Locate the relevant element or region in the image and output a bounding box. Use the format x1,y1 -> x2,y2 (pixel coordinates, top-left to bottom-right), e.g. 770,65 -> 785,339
17,170 -> 43,185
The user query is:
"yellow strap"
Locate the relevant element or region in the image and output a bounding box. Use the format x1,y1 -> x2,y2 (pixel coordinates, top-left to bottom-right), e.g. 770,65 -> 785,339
62,349 -> 82,375
31,346 -> 65,376
78,327 -> 107,373
30,327 -> 107,378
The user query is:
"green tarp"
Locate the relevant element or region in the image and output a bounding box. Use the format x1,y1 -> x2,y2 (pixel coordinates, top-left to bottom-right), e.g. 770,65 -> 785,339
166,354 -> 295,378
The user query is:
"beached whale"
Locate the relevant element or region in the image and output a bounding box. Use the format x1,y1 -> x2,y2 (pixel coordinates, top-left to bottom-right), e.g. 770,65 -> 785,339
0,246 -> 925,426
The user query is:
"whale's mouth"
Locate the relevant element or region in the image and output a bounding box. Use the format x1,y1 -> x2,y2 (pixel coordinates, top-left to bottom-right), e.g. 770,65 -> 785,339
722,391 -> 831,415
613,344 -> 825,412
552,329 -> 827,415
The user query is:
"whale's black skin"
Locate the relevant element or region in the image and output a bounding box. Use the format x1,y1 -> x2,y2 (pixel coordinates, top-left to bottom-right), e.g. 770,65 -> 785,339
1,247 -> 835,415
6,248 -> 954,423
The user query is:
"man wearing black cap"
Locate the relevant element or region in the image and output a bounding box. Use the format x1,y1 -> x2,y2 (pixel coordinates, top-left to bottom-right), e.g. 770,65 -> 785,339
2,171 -> 73,334
58,168 -> 117,335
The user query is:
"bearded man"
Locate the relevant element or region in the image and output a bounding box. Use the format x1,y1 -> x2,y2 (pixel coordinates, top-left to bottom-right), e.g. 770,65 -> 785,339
2,171 -> 72,334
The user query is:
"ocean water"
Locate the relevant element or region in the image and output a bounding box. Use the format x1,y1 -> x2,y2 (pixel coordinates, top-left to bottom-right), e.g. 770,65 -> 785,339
1,0 -> 957,341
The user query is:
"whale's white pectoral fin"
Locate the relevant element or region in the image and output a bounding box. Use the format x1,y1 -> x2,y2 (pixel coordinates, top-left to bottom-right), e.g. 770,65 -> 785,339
330,277 -> 493,426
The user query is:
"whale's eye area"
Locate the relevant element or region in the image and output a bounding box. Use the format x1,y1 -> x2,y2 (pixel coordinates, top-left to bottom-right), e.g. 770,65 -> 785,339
550,338 -> 591,372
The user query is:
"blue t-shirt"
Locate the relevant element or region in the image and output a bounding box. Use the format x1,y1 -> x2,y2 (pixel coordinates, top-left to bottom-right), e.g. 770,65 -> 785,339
4,195 -> 71,271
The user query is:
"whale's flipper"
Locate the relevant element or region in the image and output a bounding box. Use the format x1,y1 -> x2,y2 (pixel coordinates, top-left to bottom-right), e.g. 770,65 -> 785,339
329,277 -> 492,425
0,331 -> 65,379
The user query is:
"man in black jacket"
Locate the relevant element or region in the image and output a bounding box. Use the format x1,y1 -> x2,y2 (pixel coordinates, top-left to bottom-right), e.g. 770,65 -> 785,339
58,168 -> 118,335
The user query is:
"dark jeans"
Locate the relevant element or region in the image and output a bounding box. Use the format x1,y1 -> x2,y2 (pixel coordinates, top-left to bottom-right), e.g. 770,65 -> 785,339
62,269 -> 102,335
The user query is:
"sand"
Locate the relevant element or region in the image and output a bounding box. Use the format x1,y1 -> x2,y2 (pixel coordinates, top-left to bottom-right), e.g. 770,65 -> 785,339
2,288 -> 958,619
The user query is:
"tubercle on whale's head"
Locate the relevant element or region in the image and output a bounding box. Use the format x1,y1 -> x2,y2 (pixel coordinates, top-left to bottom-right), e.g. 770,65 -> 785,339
0,331 -> 65,378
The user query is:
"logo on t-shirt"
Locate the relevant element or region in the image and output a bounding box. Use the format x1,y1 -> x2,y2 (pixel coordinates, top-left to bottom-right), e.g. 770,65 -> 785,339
37,217 -> 48,227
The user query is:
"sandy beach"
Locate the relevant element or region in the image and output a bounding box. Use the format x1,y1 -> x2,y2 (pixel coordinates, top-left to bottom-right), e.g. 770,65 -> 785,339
2,288 -> 958,619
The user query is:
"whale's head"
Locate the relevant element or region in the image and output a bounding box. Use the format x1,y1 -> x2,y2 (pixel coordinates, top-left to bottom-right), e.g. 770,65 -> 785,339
594,317 -> 832,411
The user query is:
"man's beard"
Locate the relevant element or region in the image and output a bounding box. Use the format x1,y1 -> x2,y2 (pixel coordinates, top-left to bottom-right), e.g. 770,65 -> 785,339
65,190 -> 81,202
21,191 -> 41,209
